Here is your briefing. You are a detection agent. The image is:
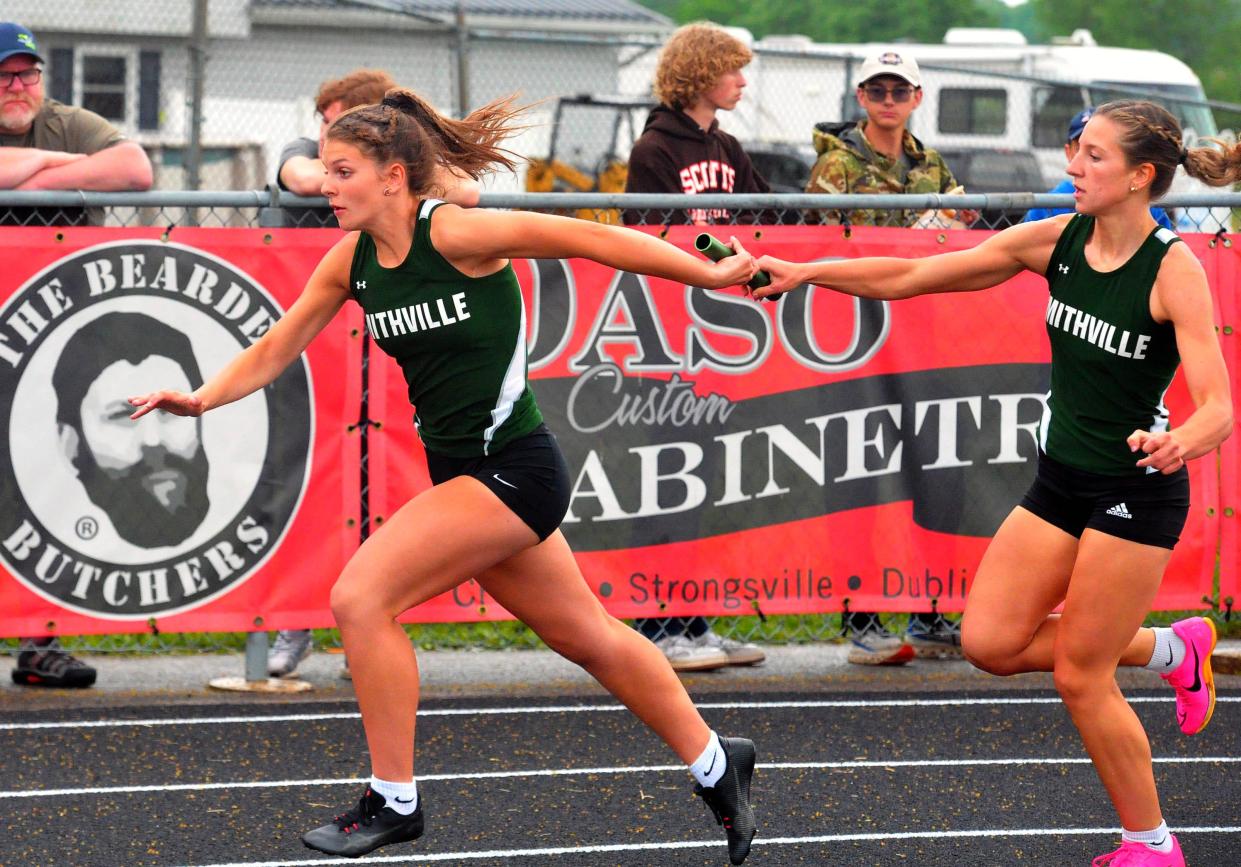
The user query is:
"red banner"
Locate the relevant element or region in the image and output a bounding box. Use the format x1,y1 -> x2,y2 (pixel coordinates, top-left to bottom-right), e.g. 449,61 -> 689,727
0,227 -> 358,636
373,226 -> 1227,621
0,225 -> 1230,635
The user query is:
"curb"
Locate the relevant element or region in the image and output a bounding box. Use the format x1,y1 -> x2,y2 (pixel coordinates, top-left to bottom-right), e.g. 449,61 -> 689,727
1213,647 -> 1241,676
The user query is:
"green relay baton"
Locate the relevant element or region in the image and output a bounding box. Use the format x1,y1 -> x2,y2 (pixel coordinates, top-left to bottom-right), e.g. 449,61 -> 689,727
694,233 -> 782,300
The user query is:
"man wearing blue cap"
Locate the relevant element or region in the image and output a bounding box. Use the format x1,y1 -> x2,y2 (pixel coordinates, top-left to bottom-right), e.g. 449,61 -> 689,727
0,22 -> 151,194
1023,106 -> 1174,228
2,22 -> 151,689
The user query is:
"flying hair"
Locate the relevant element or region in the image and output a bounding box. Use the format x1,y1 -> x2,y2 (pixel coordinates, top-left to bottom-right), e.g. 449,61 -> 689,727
326,88 -> 529,193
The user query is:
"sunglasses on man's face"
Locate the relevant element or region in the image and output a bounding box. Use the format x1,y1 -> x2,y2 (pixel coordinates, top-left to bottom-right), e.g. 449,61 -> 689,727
862,84 -> 916,103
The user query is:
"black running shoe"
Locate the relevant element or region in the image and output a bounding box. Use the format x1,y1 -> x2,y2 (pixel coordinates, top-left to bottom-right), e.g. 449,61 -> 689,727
301,786 -> 424,858
11,645 -> 96,688
694,736 -> 757,865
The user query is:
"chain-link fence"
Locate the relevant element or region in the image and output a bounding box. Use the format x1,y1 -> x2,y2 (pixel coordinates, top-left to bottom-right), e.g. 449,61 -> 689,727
2,190 -> 1239,232
0,192 -> 1237,655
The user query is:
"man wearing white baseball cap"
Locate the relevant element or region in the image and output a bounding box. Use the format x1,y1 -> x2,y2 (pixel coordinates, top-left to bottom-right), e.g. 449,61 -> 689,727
806,49 -> 966,663
806,48 -> 960,230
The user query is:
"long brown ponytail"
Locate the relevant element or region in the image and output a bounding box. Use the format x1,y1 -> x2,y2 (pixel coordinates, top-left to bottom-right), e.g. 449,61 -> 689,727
326,87 -> 528,193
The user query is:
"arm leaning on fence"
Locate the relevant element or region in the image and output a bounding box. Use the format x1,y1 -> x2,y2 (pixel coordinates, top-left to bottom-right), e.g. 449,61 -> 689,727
128,233 -> 356,419
16,142 -> 153,192
753,213 -> 1069,300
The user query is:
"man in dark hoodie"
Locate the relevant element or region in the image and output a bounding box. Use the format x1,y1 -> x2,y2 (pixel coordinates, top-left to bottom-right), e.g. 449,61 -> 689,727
806,50 -> 960,228
623,22 -> 771,227
622,22 -> 768,672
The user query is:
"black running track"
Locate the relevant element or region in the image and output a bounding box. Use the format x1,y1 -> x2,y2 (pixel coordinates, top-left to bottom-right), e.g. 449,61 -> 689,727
2,687 -> 1239,867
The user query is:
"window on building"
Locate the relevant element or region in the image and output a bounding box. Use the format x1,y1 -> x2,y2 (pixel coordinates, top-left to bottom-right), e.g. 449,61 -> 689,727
80,52 -> 128,123
43,46 -> 161,132
939,88 -> 1007,135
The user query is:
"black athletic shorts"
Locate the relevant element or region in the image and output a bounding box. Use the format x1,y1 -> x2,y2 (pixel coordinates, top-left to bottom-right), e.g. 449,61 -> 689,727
1018,451 -> 1190,550
425,424 -> 572,542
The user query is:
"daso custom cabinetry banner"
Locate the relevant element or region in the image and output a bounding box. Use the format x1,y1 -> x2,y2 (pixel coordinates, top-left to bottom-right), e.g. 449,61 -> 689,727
370,225 -> 1223,623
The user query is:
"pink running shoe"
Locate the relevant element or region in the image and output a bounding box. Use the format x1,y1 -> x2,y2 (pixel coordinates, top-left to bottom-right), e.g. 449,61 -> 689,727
1092,836 -> 1184,866
1160,616 -> 1218,735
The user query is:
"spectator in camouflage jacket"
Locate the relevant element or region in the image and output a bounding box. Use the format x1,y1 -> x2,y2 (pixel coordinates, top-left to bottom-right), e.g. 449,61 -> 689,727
805,50 -> 968,666
805,50 -> 959,227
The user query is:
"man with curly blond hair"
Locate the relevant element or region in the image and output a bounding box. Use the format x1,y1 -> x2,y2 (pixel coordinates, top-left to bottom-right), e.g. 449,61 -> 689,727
623,27 -> 771,670
623,22 -> 771,227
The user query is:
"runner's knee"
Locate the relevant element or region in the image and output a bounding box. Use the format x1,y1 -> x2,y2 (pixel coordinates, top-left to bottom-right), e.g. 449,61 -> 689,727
961,627 -> 1025,676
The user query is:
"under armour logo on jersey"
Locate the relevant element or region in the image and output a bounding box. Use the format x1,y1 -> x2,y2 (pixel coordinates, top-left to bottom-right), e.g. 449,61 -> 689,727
1106,502 -> 1133,519
1058,264 -> 1070,274
355,281 -> 367,290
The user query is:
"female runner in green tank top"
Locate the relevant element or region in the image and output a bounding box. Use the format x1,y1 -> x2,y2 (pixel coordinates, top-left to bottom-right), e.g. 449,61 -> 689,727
129,89 -> 760,863
754,101 -> 1240,867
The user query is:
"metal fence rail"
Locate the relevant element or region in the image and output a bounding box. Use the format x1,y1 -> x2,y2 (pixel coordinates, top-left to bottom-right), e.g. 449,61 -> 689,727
2,191 -> 1240,232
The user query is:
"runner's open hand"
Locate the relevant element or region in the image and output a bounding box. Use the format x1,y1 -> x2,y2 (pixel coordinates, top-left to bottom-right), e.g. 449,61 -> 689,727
128,391 -> 205,420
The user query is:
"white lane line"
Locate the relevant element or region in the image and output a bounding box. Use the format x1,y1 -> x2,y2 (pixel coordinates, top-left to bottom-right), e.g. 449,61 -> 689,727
179,826 -> 1241,867
4,756 -> 1238,800
5,695 -> 1237,732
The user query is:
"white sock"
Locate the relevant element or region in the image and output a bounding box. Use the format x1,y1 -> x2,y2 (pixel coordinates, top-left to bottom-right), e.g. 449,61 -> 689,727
369,775 -> 419,815
689,732 -> 727,788
1145,628 -> 1186,673
1123,821 -> 1173,853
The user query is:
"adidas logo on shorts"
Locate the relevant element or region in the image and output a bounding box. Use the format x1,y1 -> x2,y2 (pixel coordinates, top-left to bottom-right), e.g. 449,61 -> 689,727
1106,502 -> 1134,519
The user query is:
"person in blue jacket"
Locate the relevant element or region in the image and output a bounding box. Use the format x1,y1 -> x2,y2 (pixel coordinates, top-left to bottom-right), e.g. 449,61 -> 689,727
1025,107 -> 1174,229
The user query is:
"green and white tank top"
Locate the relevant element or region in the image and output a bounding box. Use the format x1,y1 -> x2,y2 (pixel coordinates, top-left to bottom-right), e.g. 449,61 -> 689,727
349,199 -> 542,457
1040,214 -> 1182,475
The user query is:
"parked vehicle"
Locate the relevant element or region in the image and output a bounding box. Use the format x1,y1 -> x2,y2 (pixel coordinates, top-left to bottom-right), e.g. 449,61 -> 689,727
934,147 -> 1046,227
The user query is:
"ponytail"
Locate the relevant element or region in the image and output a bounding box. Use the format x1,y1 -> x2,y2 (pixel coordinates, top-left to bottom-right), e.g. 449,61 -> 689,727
1183,137 -> 1241,188
327,87 -> 529,193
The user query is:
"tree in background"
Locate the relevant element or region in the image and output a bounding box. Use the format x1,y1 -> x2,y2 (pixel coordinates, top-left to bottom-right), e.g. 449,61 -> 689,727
638,0 -> 1240,111
635,0 -> 1003,45
1030,0 -> 1241,112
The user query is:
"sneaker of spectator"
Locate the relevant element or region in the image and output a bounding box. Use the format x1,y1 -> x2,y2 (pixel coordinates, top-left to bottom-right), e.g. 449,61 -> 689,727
269,629 -> 313,677
846,631 -> 915,666
655,634 -> 730,672
905,614 -> 963,660
695,630 -> 766,666
11,638 -> 97,688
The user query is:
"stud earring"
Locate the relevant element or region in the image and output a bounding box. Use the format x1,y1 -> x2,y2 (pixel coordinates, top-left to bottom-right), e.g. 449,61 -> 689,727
383,188 -> 394,196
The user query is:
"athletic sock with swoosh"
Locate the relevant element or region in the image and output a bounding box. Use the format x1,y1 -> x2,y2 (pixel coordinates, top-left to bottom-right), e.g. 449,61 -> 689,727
1123,821 -> 1175,853
690,731 -> 727,787
369,775 -> 419,815
1144,627 -> 1187,674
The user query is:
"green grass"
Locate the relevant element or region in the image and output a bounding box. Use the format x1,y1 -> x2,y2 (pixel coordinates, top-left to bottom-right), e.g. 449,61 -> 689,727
3,609 -> 1235,655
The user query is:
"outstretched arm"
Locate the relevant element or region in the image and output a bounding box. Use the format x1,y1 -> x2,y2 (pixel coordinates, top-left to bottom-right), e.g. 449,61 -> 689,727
432,206 -> 757,289
753,215 -> 1068,300
1129,244 -> 1233,472
129,235 -> 357,418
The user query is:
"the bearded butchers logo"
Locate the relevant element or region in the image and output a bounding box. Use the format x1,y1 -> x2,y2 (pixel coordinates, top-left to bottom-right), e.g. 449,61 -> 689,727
0,241 -> 312,619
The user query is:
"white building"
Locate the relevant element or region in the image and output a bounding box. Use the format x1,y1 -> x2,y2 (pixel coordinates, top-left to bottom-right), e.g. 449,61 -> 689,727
7,0 -> 671,190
